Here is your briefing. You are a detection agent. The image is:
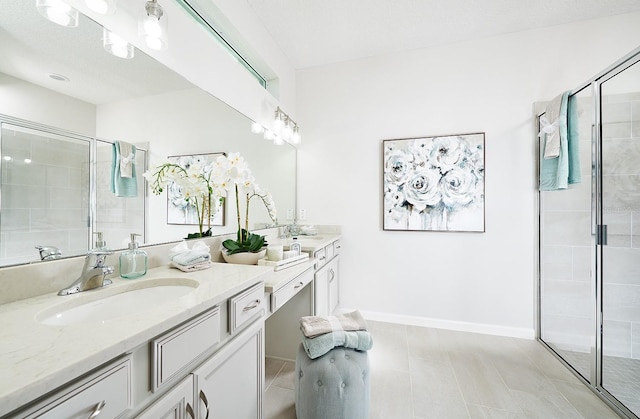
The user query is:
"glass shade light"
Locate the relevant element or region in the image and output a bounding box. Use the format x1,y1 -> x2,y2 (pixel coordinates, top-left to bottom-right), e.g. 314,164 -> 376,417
139,0 -> 168,50
251,121 -> 264,134
103,28 -> 134,59
264,130 -> 275,141
291,126 -> 301,144
36,0 -> 79,27
273,109 -> 284,134
282,119 -> 293,141
85,0 -> 116,14
273,134 -> 284,146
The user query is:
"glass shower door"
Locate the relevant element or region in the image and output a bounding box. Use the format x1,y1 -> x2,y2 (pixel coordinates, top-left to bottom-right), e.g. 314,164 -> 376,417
600,59 -> 640,417
539,85 -> 595,382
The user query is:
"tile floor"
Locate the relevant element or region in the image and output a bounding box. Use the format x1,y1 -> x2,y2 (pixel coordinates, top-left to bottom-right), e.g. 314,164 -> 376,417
264,321 -> 624,419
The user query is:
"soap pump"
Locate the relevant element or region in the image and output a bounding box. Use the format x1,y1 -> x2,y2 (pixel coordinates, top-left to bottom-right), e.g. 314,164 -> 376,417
119,233 -> 147,279
93,232 -> 108,251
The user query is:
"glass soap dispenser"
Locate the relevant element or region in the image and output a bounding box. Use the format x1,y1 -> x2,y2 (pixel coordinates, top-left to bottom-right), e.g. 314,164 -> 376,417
119,233 -> 147,279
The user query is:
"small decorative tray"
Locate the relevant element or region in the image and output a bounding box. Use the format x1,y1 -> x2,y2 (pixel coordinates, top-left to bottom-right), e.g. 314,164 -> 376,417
257,252 -> 310,271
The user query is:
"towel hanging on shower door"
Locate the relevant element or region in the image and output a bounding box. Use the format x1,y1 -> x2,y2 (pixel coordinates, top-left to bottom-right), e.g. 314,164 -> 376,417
539,91 -> 581,191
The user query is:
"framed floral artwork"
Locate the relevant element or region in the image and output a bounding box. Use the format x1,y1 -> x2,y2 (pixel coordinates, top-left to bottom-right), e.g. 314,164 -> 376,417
166,152 -> 225,227
383,133 -> 485,232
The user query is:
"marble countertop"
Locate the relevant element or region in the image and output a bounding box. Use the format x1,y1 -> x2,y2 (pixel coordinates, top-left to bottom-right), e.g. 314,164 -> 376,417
0,262 -> 272,417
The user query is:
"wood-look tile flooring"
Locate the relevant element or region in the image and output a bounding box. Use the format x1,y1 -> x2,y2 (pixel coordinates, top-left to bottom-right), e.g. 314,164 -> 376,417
264,321 -> 623,419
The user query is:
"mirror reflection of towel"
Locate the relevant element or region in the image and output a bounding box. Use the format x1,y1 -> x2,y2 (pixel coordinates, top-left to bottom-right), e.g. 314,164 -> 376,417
110,142 -> 138,197
119,141 -> 134,178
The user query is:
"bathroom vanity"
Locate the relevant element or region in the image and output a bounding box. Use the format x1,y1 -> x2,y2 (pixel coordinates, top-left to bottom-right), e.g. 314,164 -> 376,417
0,233 -> 341,419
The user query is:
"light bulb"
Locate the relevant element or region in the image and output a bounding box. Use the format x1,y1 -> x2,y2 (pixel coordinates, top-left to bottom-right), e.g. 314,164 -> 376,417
274,135 -> 284,146
282,121 -> 293,141
264,130 -> 274,141
251,122 -> 264,134
85,0 -> 116,14
291,126 -> 301,144
37,0 -> 79,27
103,28 -> 134,59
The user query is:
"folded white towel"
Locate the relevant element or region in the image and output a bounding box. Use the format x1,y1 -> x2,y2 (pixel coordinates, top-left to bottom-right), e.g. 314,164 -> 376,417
541,93 -> 564,159
117,141 -> 135,178
169,260 -> 212,272
300,310 -> 368,338
169,241 -> 211,266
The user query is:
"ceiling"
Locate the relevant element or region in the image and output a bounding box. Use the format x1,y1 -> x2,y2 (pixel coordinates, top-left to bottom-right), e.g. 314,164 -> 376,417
0,2 -> 192,105
245,0 -> 640,69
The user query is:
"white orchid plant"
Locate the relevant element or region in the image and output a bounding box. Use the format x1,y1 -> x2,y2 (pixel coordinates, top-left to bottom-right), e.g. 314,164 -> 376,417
143,152 -> 277,250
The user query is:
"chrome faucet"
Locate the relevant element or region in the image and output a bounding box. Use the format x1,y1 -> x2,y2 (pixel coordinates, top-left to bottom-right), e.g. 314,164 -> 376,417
35,245 -> 62,261
57,251 -> 114,296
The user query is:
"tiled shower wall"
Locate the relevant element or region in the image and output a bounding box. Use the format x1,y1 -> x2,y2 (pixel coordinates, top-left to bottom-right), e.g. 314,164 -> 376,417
0,126 -> 90,265
541,92 -> 640,360
602,91 -> 640,359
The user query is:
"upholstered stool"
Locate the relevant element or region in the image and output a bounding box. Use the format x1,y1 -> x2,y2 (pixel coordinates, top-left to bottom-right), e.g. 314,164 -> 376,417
294,343 -> 370,419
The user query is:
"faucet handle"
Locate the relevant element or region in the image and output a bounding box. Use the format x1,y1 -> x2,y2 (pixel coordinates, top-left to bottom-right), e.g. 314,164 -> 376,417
87,250 -> 113,267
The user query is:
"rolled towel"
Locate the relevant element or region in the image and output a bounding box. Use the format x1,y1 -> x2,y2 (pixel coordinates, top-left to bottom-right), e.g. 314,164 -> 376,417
300,310 -> 367,338
170,260 -> 212,272
301,330 -> 373,359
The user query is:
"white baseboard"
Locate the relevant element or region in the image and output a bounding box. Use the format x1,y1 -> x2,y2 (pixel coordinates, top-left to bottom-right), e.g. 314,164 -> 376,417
347,309 -> 535,340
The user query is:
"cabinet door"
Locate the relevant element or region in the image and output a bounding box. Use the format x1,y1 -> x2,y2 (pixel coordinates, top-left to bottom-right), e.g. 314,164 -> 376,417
314,262 -> 331,316
193,319 -> 264,419
136,375 -> 195,419
328,256 -> 340,314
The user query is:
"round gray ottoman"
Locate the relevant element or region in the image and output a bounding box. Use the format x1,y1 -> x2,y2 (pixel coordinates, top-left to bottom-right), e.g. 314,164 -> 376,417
294,343 -> 370,419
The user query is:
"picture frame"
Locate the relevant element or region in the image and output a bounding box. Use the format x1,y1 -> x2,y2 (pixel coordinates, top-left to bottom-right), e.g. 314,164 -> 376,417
166,152 -> 225,227
383,133 -> 485,232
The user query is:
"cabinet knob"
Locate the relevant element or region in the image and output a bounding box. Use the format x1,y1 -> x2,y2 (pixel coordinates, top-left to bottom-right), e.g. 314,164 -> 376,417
88,400 -> 106,419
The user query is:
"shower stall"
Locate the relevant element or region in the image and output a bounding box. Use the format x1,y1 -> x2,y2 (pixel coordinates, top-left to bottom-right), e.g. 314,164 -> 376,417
539,47 -> 640,419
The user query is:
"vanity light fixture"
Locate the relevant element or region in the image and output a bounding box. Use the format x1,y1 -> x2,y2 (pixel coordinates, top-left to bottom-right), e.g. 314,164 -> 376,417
36,0 -> 79,27
139,0 -> 168,50
265,107 -> 301,145
103,28 -> 134,59
85,0 -> 116,14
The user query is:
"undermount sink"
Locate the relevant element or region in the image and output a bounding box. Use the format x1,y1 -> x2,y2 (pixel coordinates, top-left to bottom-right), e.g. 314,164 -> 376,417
37,278 -> 199,326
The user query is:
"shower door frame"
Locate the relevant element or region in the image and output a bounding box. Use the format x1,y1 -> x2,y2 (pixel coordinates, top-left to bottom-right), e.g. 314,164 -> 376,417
537,46 -> 640,419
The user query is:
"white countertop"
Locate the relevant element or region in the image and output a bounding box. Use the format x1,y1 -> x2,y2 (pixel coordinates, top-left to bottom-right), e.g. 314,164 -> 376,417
0,262 -> 272,417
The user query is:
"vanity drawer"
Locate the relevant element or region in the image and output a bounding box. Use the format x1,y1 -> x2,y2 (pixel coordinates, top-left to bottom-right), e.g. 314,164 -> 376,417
21,356 -> 132,419
325,242 -> 336,261
151,306 -> 220,391
271,268 -> 314,312
229,282 -> 265,335
333,239 -> 342,256
314,247 -> 327,269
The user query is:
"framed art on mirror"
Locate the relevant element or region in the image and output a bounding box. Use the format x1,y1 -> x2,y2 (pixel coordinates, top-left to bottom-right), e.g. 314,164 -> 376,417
383,133 -> 485,232
167,152 -> 225,227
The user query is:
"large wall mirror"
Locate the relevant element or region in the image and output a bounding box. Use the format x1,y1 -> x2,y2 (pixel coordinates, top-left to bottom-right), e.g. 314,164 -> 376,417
0,2 -> 296,267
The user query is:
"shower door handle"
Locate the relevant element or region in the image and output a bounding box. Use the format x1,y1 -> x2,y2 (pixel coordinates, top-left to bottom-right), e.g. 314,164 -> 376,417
597,224 -> 607,245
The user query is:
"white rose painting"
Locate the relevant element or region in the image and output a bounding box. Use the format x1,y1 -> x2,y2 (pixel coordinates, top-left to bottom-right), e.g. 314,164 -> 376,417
383,133 -> 485,232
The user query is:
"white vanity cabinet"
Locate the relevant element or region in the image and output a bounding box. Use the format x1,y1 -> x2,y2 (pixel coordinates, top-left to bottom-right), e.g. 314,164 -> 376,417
136,375 -> 194,419
192,319 -> 264,419
315,255 -> 339,316
136,283 -> 265,419
313,238 -> 341,316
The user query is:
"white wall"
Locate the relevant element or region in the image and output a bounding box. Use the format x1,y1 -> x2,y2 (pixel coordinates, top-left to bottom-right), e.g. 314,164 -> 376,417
296,12 -> 640,338
0,73 -> 96,135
